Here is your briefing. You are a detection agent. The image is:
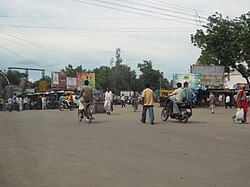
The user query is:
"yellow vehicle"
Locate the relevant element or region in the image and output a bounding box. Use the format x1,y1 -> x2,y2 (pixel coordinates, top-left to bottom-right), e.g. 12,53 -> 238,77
159,90 -> 173,107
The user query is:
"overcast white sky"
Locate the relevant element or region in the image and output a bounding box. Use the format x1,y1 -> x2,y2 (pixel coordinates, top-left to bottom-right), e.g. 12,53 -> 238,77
0,0 -> 249,81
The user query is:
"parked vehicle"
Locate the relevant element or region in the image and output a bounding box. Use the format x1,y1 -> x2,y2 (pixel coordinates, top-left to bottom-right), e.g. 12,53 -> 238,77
161,97 -> 192,123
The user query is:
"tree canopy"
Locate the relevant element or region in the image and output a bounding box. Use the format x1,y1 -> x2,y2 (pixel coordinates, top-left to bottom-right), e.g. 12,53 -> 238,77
1,48 -> 169,94
191,11 -> 250,84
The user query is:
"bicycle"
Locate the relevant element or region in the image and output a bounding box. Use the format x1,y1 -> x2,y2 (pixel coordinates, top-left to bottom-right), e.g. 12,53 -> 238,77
78,101 -> 93,124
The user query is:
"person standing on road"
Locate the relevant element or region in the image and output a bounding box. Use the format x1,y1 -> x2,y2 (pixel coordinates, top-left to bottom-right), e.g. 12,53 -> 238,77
121,94 -> 126,108
141,82 -> 155,125
236,85 -> 248,123
208,92 -> 215,114
41,95 -> 47,110
104,88 -> 113,115
225,95 -> 232,109
218,94 -> 223,106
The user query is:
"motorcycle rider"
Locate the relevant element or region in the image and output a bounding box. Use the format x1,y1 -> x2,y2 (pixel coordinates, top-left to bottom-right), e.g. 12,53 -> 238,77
65,93 -> 73,108
168,82 -> 183,113
181,81 -> 195,106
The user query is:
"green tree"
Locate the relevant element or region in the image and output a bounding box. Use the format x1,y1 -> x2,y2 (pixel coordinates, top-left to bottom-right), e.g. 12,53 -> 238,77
6,70 -> 25,85
61,64 -> 86,77
137,60 -> 166,91
93,66 -> 111,90
191,12 -> 250,84
109,48 -> 138,94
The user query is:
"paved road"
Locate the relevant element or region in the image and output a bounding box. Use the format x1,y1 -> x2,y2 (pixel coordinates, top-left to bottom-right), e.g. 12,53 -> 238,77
0,105 -> 250,187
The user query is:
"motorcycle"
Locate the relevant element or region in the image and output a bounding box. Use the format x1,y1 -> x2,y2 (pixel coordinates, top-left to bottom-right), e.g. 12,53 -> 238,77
58,101 -> 74,111
161,97 -> 192,123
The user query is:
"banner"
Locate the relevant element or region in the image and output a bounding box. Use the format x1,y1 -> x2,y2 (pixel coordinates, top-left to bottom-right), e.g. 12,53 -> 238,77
173,73 -> 201,89
76,72 -> 95,90
67,77 -> 77,89
51,72 -> 67,88
191,65 -> 225,88
39,80 -> 47,92
51,72 -> 59,87
59,72 -> 67,88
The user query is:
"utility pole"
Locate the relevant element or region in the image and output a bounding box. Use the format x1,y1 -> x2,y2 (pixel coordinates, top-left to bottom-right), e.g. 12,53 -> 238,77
8,67 -> 45,80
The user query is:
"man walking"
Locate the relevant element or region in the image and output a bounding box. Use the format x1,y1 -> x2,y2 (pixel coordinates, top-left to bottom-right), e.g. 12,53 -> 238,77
208,92 -> 215,114
141,83 -> 155,125
225,95 -> 232,109
104,88 -> 113,115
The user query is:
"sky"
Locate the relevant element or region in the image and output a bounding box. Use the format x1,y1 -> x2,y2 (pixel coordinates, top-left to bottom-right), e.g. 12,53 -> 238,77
0,0 -> 249,81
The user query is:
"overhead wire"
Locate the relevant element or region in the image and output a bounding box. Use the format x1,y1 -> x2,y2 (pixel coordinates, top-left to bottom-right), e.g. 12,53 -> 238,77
0,21 -> 104,68
71,0 -> 201,25
0,44 -> 52,72
113,0 -> 207,20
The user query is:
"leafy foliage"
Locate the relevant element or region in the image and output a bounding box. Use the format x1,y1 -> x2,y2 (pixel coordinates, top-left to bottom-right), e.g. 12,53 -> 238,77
191,12 -> 250,84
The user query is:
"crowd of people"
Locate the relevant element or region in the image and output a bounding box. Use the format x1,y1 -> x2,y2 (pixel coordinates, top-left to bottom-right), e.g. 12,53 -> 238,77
1,81 -> 249,124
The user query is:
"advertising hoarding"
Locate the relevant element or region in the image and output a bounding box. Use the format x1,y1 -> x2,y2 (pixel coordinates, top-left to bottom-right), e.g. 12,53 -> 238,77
191,65 -> 225,88
173,73 -> 201,89
76,72 -> 95,90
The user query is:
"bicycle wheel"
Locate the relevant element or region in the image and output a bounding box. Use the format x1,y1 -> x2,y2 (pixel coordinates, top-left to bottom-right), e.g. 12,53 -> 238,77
78,109 -> 83,122
86,106 -> 92,124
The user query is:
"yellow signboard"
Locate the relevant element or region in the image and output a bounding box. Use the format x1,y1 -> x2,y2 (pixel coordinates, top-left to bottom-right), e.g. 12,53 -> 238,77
39,80 -> 47,92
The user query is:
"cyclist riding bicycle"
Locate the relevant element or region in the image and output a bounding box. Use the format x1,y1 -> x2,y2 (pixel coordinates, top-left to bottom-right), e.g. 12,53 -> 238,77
79,80 -> 93,120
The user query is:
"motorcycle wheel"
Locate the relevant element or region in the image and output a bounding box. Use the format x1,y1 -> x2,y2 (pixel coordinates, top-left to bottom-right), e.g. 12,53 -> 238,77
179,115 -> 188,123
59,103 -> 64,111
178,110 -> 189,123
161,108 -> 169,121
69,105 -> 74,111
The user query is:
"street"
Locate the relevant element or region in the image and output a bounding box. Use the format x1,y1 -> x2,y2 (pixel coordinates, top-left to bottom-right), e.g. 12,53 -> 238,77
0,105 -> 250,187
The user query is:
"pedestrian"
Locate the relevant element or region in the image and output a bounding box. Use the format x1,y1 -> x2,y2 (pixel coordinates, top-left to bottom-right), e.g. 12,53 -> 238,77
225,95 -> 232,109
131,90 -> 139,112
19,97 -> 23,111
236,85 -> 248,123
218,94 -> 223,106
141,82 -> 156,125
23,96 -> 28,110
41,95 -> 47,110
121,94 -> 126,108
12,93 -> 17,111
208,92 -> 215,114
104,88 -> 113,115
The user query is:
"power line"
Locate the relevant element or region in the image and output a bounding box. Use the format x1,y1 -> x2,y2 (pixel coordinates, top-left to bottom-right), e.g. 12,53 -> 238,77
113,0 -> 207,20
74,0 -> 203,23
0,22 -> 104,68
71,0 -> 200,25
0,44 -> 52,72
4,24 -> 196,32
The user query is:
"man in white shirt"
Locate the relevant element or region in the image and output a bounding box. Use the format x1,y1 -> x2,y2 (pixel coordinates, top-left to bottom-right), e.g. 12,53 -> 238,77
219,94 -> 223,106
168,82 -> 183,113
104,88 -> 113,115
225,95 -> 232,109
